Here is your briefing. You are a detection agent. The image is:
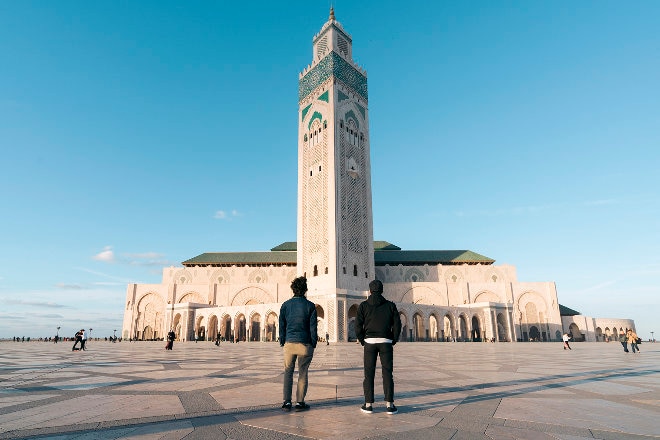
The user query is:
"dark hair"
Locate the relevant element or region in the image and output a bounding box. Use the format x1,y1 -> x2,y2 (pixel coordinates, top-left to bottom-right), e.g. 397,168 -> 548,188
291,276 -> 308,297
369,279 -> 383,294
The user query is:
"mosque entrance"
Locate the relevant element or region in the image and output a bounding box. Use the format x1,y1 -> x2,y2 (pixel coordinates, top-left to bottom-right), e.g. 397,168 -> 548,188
471,316 -> 481,341
529,326 -> 540,341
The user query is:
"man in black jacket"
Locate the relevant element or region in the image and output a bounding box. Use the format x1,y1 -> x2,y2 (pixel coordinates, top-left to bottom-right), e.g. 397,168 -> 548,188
279,276 -> 317,412
356,279 -> 402,414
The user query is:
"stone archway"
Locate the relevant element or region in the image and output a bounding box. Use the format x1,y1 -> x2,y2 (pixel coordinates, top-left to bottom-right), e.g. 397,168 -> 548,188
413,312 -> 425,341
429,314 -> 439,341
443,314 -> 454,341
496,312 -> 508,342
529,326 -> 540,341
266,312 -> 277,342
458,314 -> 469,341
316,305 -> 326,341
347,304 -> 358,341
208,315 -> 218,342
569,323 -> 582,341
221,315 -> 232,341
235,314 -> 246,342
471,315 -> 482,341
250,313 -> 261,341
399,312 -> 408,342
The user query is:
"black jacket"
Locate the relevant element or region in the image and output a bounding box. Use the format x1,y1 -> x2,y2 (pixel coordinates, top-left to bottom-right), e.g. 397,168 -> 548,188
279,296 -> 318,348
356,293 -> 402,345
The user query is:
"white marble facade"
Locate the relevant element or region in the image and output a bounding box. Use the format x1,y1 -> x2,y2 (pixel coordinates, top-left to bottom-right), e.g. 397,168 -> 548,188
122,10 -> 634,344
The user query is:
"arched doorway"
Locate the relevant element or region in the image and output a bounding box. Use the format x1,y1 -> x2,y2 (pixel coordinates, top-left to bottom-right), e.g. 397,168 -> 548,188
529,326 -> 540,341
221,315 -> 232,341
458,314 -> 468,341
195,316 -> 206,341
266,312 -> 277,342
569,323 -> 582,341
443,314 -> 454,341
143,325 -> 154,340
250,313 -> 261,341
236,314 -> 246,342
399,313 -> 408,342
429,314 -> 439,341
347,304 -> 358,341
496,313 -> 508,342
208,315 -> 218,342
471,316 -> 481,341
316,305 -> 326,341
595,327 -> 603,342
172,314 -> 182,340
413,312 -> 424,341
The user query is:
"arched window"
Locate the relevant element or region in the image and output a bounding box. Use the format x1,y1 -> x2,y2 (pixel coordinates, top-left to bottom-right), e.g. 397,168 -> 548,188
313,265 -> 318,277
353,265 -> 358,276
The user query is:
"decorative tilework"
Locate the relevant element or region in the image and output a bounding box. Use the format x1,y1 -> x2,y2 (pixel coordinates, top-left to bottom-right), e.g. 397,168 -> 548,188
344,110 -> 359,129
299,52 -> 367,102
356,103 -> 366,120
338,90 -> 349,102
308,111 -> 323,129
301,104 -> 312,122
318,90 -> 329,102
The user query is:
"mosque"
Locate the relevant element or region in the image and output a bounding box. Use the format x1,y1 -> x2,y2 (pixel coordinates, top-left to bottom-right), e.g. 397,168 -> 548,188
121,9 -> 634,344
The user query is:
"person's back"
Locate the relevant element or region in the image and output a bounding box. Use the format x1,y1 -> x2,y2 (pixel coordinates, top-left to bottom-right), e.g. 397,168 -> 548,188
279,276 -> 317,412
356,280 -> 402,415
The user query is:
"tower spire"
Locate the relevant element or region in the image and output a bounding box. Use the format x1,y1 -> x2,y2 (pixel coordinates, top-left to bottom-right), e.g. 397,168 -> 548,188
329,6 -> 335,21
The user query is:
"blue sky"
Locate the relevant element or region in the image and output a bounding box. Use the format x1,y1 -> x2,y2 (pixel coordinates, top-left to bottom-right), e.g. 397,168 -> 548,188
1,1 -> 658,340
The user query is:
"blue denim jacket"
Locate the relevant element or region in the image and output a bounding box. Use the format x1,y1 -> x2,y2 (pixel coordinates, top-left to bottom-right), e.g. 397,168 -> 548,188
279,296 -> 318,348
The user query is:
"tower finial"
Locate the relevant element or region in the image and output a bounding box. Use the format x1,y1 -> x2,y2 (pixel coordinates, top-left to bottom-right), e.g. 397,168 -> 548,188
329,6 -> 335,21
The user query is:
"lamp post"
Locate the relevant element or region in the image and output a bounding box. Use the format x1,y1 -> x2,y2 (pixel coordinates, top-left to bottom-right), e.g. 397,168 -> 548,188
89,328 -> 93,343
56,326 -> 60,343
113,329 -> 117,342
651,331 -> 655,342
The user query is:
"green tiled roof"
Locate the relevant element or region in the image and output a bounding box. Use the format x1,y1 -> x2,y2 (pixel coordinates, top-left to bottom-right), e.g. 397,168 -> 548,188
182,252 -> 296,266
559,304 -> 581,316
373,241 -> 401,251
183,242 -> 494,266
271,242 -> 297,251
375,250 -> 493,265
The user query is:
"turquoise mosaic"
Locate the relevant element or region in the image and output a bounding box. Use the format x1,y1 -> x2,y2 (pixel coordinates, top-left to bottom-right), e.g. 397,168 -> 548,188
318,91 -> 329,102
338,90 -> 349,102
344,109 -> 359,129
356,103 -> 366,120
299,52 -> 367,102
308,111 -> 323,129
301,104 -> 312,122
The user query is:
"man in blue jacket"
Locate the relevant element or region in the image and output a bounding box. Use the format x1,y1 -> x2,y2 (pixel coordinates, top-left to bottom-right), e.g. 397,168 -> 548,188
279,276 -> 317,412
356,279 -> 402,414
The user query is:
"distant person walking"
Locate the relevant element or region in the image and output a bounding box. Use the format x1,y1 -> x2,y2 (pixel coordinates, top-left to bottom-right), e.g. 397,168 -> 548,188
627,329 -> 640,353
619,331 -> 629,352
72,330 -> 83,351
279,276 -> 317,412
562,333 -> 572,350
166,329 -> 175,350
356,279 -> 402,415
80,329 -> 88,350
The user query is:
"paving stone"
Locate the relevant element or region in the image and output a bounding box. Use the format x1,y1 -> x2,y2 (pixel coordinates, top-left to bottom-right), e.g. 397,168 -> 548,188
0,341 -> 658,440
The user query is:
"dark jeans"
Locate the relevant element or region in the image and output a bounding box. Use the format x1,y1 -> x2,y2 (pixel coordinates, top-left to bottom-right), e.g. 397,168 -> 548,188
363,342 -> 394,403
621,341 -> 629,352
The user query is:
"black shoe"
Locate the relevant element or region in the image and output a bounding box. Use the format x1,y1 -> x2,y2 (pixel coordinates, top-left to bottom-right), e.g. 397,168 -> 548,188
360,404 -> 373,414
294,402 -> 310,411
281,401 -> 292,412
386,404 -> 398,414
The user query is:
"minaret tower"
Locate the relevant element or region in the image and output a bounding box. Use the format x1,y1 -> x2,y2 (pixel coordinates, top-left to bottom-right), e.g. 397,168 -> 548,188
297,8 -> 375,301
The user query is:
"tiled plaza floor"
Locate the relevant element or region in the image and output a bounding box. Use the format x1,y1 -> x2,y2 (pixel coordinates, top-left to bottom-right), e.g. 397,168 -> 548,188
0,340 -> 658,439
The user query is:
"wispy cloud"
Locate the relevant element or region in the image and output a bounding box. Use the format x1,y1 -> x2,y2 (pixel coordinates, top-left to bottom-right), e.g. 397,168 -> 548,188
214,209 -> 242,220
584,199 -> 618,206
74,267 -> 133,283
55,283 -> 84,290
92,246 -> 115,263
2,298 -> 69,308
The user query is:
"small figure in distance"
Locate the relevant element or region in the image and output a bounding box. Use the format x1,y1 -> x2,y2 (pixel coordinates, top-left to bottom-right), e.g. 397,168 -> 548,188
562,332 -> 572,350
